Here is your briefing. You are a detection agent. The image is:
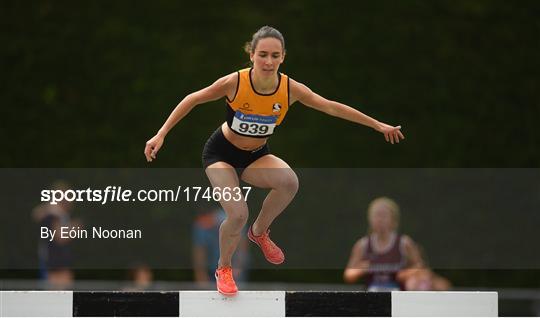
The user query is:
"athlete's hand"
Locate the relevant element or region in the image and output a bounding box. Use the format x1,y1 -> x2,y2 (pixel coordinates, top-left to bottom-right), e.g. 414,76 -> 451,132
344,260 -> 371,283
376,122 -> 405,144
144,134 -> 164,162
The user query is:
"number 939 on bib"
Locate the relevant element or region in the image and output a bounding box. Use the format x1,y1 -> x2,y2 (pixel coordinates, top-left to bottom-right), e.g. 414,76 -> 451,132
231,111 -> 278,137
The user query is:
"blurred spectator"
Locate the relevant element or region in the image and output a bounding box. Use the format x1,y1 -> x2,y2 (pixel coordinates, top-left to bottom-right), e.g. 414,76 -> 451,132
32,180 -> 81,290
124,263 -> 154,291
192,203 -> 249,286
343,196 -> 451,291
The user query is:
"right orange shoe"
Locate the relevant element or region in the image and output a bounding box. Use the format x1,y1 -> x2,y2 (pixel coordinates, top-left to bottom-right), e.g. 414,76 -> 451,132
215,266 -> 238,296
248,225 -> 285,265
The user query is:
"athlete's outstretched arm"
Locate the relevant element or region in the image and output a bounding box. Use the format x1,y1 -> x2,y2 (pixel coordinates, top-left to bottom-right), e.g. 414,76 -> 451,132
144,74 -> 237,162
289,79 -> 405,144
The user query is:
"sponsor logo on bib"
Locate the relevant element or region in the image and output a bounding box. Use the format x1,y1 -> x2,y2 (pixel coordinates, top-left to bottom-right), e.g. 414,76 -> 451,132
231,110 -> 277,136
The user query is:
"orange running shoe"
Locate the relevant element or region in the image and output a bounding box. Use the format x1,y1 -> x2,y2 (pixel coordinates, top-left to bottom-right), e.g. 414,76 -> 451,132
215,266 -> 238,296
248,225 -> 285,265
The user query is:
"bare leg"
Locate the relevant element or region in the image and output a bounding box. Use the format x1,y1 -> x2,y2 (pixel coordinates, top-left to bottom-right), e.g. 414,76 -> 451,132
241,155 -> 298,235
205,162 -> 248,268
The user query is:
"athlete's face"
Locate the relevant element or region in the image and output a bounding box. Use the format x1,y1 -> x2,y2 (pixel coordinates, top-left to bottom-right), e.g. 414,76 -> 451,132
250,37 -> 285,76
369,204 -> 396,233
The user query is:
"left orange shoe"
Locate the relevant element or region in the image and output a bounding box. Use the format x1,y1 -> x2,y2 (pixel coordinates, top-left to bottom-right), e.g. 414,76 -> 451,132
248,225 -> 285,265
215,266 -> 238,296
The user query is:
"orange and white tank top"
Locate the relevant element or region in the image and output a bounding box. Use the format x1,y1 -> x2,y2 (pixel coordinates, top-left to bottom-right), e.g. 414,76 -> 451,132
226,68 -> 289,138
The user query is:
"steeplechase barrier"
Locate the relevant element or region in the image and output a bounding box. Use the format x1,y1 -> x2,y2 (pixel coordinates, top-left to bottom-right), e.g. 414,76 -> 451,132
0,290 -> 498,317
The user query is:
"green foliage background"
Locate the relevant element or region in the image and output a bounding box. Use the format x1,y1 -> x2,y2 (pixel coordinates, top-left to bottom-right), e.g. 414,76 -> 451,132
2,1 -> 539,167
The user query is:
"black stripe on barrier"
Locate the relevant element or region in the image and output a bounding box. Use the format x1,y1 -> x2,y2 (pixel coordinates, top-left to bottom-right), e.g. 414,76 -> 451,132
285,291 -> 391,317
73,291 -> 179,317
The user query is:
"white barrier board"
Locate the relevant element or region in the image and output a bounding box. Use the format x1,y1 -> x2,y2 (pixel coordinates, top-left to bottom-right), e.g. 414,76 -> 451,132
179,290 -> 285,317
1,291 -> 73,317
392,291 -> 498,317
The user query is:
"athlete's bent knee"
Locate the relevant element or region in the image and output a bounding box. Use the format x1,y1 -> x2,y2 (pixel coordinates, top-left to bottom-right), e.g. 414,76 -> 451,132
227,210 -> 248,227
278,170 -> 299,194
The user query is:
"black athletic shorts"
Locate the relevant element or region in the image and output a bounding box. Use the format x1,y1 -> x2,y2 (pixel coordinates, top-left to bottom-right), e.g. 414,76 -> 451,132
202,126 -> 270,176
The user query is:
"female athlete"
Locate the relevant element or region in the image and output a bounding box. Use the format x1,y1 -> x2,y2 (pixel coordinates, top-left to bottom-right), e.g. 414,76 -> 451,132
144,26 -> 405,296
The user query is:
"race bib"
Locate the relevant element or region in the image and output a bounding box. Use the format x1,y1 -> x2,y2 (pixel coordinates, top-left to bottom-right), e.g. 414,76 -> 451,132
230,111 -> 278,136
